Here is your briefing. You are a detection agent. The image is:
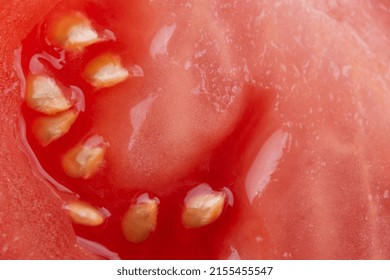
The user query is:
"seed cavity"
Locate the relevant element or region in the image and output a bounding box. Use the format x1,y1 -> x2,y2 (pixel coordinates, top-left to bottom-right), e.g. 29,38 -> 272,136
121,194 -> 159,244
32,109 -> 79,146
65,200 -> 105,226
182,183 -> 226,229
83,53 -> 129,89
47,12 -> 100,50
25,75 -> 72,115
62,135 -> 107,179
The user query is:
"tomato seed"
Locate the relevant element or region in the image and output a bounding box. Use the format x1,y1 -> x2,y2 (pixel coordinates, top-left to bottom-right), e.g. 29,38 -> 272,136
65,200 -> 105,226
182,183 -> 226,229
121,195 -> 158,243
83,53 -> 129,89
32,109 -> 79,146
61,135 -> 107,179
25,75 -> 72,115
46,12 -> 99,51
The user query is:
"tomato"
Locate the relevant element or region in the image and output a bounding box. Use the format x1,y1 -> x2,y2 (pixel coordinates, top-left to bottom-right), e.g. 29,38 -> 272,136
1,0 -> 390,259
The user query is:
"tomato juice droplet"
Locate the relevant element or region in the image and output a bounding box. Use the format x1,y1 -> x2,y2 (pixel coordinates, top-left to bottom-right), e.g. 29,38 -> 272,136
17,0 -> 271,259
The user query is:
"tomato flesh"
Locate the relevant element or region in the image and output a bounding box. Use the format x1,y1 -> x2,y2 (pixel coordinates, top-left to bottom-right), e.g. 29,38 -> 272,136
216,0 -> 390,259
1,0 -> 390,259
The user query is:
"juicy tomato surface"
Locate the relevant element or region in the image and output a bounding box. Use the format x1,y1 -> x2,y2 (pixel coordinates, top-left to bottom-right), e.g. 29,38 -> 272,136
1,0 -> 390,259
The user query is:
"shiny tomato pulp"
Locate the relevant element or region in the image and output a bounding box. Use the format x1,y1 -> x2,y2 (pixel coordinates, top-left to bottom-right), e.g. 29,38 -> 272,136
2,0 -> 390,259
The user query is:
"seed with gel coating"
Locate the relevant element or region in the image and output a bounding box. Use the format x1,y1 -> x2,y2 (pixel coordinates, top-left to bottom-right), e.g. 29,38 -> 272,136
83,53 -> 129,89
182,183 -> 226,229
46,12 -> 99,50
65,201 -> 105,226
25,75 -> 72,115
61,135 -> 107,179
32,109 -> 79,146
121,195 -> 158,244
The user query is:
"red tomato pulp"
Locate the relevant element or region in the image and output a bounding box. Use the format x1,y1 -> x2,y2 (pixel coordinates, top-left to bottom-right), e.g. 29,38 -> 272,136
1,0 -> 390,259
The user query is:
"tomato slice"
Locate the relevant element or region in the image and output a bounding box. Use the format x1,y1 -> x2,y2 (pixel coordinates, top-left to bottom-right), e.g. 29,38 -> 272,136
1,0 -> 390,260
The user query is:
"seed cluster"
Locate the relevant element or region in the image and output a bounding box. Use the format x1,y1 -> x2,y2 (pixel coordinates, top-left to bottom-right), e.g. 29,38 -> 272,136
25,11 -> 129,178
23,11 -> 230,245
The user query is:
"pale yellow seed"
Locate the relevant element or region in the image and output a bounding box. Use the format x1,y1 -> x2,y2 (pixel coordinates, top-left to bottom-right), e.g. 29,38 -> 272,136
83,53 -> 129,88
62,136 -> 106,179
182,191 -> 226,229
48,12 -> 99,50
32,109 -> 79,146
121,199 -> 158,243
25,75 -> 71,115
66,201 -> 104,226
